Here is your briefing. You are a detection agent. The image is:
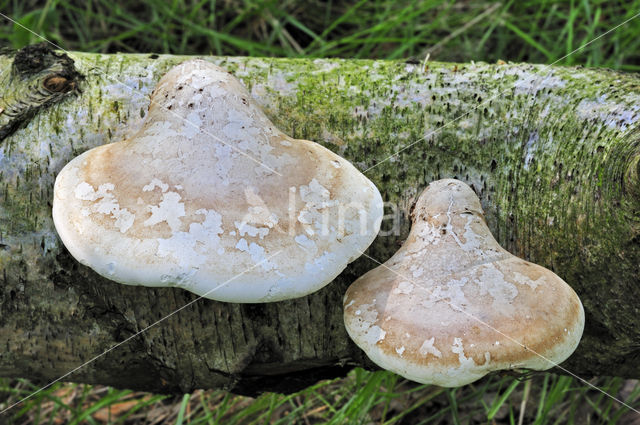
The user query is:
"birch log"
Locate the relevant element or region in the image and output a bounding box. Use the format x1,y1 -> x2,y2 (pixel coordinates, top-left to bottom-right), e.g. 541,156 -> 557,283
0,45 -> 639,396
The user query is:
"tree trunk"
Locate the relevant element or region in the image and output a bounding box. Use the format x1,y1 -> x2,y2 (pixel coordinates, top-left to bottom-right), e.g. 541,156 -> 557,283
1,45 -> 639,396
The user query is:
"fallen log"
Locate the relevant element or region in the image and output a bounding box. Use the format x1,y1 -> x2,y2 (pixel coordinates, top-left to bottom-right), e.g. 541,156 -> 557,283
1,45 -> 639,396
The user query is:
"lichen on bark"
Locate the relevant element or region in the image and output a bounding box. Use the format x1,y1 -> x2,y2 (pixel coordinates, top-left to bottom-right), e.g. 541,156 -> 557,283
0,48 -> 639,395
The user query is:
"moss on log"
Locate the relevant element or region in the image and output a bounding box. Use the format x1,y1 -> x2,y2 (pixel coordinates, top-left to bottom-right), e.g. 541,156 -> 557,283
0,46 -> 639,396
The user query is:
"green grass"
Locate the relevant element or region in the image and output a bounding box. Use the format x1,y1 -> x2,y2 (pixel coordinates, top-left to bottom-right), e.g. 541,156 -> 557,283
2,371 -> 640,424
1,0 -> 640,70
1,0 -> 640,424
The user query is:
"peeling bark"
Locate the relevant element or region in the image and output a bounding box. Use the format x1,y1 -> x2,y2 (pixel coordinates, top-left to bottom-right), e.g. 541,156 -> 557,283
0,46 -> 639,396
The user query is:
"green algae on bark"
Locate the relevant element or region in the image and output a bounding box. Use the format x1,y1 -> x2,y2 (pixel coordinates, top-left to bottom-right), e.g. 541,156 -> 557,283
0,49 -> 639,395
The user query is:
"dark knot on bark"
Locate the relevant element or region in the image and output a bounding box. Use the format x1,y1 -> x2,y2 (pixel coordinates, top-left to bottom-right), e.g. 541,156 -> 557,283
0,43 -> 83,142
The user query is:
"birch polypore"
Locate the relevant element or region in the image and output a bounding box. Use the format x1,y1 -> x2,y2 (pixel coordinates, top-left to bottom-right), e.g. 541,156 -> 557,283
52,59 -> 383,303
343,179 -> 584,386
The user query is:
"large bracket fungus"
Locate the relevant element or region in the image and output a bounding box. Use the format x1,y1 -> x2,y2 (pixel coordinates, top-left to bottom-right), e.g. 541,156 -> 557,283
53,59 -> 383,302
343,179 -> 584,387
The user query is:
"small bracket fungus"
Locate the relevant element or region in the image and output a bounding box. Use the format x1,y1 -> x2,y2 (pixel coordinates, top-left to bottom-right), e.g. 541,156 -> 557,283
53,59 -> 383,302
343,179 -> 584,387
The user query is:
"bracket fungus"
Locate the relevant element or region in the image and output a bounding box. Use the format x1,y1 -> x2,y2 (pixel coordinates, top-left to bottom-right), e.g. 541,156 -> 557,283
343,179 -> 584,387
53,59 -> 383,302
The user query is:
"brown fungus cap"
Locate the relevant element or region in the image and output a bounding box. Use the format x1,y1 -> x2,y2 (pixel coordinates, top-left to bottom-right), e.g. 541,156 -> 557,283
53,60 -> 383,302
343,179 -> 584,386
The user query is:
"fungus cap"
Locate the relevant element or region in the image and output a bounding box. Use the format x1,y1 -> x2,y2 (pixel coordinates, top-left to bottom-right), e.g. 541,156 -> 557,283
343,179 -> 584,386
53,59 -> 383,302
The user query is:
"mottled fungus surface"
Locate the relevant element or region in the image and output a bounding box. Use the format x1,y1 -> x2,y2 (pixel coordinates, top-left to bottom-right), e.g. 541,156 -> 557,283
53,59 -> 383,302
344,179 -> 584,386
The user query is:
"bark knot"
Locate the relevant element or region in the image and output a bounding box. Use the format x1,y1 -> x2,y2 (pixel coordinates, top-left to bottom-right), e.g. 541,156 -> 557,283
0,43 -> 83,142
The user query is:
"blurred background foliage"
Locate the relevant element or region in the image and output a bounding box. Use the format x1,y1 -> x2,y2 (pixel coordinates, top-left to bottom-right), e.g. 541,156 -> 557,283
1,0 -> 640,70
1,0 -> 640,424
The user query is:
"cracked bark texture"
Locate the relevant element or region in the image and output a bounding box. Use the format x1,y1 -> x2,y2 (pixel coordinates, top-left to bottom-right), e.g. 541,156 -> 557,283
0,47 -> 639,396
